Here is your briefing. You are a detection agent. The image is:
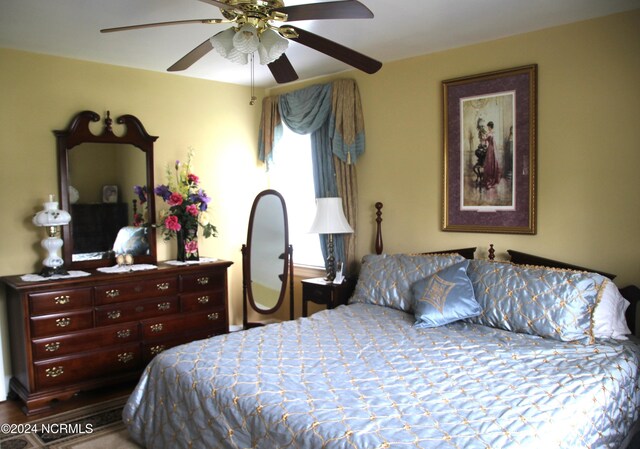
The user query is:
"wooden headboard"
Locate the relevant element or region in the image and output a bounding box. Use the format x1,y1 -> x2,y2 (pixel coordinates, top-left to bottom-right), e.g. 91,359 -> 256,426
507,250 -> 617,279
373,202 -> 475,259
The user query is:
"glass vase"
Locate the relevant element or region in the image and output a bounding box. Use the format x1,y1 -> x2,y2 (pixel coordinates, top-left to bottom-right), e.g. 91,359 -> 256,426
176,224 -> 199,262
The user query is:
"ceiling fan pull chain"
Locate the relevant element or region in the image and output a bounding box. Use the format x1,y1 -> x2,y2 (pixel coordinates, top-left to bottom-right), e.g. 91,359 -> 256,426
250,53 -> 257,106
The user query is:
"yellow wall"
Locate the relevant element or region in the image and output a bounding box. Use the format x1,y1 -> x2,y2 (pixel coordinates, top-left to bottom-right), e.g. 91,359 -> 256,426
0,9 -> 639,398
271,9 -> 640,288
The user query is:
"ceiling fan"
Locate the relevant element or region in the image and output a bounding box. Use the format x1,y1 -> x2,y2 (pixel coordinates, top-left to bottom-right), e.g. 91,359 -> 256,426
100,0 -> 382,84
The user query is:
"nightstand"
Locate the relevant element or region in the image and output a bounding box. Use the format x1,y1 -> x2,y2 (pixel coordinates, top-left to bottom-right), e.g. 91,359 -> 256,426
301,277 -> 356,317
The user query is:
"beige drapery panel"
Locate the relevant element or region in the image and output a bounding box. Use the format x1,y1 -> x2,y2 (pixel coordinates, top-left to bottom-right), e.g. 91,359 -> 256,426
331,79 -> 364,274
258,79 -> 365,274
258,95 -> 281,165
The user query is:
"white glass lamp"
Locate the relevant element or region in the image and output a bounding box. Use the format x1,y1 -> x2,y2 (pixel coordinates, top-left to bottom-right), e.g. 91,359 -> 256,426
32,195 -> 71,277
309,197 -> 353,283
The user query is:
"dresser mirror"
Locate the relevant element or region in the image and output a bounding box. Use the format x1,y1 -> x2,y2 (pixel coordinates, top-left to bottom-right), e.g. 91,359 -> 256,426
55,110 -> 158,270
242,189 -> 294,328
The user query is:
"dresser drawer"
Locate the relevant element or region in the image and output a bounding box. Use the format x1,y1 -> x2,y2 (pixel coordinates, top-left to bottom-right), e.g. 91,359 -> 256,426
141,308 -> 226,340
180,271 -> 225,293
181,290 -> 225,312
95,276 -> 178,305
142,337 -> 186,363
34,343 -> 141,390
186,326 -> 227,341
29,288 -> 92,316
95,296 -> 179,326
32,323 -> 140,360
30,310 -> 93,338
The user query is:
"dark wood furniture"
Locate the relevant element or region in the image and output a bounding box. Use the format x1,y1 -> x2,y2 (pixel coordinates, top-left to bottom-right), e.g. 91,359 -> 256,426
301,277 -> 356,317
242,190 -> 294,329
1,260 -> 232,415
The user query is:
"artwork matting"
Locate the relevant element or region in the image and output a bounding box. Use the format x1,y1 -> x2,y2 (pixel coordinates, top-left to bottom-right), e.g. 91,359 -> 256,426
442,65 -> 537,234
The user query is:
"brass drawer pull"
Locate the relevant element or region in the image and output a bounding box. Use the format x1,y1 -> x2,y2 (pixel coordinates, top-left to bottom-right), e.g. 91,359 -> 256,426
54,295 -> 70,305
208,312 -> 219,321
157,282 -> 170,291
150,323 -> 164,333
107,310 -> 122,320
157,302 -> 171,311
196,277 -> 209,286
106,289 -> 120,298
45,366 -> 64,378
197,295 -> 210,304
116,329 -> 131,339
117,352 -> 135,364
45,342 -> 61,352
150,345 -> 165,355
56,318 -> 71,327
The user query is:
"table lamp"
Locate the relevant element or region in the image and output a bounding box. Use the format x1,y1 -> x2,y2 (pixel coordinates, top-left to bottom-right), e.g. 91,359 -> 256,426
32,195 -> 71,277
309,197 -> 353,283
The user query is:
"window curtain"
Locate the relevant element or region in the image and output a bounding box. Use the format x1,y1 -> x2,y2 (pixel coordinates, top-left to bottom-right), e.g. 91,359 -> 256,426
258,79 -> 366,275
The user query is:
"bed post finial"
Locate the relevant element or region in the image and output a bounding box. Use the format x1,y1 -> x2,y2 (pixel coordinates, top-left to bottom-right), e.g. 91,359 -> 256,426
375,202 -> 383,255
488,244 -> 495,260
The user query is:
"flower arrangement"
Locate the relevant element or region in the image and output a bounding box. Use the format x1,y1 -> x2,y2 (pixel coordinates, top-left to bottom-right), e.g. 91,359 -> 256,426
154,149 -> 217,260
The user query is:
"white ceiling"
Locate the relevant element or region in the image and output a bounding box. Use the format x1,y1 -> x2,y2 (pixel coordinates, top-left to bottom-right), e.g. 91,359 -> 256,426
1,0 -> 638,88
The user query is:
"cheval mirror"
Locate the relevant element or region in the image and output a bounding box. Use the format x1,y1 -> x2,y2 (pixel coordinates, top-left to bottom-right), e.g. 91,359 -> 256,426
242,189 -> 294,329
56,110 -> 158,270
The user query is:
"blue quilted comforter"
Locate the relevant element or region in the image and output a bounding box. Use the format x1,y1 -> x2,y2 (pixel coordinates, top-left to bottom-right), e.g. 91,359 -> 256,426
124,303 -> 640,448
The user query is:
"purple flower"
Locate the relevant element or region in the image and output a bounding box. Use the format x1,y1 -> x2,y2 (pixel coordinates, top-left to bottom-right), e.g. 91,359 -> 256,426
133,185 -> 148,204
189,190 -> 211,211
154,185 -> 172,201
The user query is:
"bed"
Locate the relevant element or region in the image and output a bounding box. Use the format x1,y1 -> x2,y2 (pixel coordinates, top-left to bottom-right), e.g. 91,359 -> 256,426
123,206 -> 640,449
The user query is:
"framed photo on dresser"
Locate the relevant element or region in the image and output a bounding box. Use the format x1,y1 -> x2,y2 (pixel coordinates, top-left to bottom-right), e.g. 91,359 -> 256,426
442,64 -> 537,234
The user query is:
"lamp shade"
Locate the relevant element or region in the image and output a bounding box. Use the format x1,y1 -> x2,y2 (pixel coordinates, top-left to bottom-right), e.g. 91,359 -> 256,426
309,197 -> 353,235
258,28 -> 288,65
32,196 -> 71,227
233,24 -> 260,54
210,27 -> 249,64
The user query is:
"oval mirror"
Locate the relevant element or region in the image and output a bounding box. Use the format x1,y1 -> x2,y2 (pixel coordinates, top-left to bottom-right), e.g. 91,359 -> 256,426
242,190 -> 293,326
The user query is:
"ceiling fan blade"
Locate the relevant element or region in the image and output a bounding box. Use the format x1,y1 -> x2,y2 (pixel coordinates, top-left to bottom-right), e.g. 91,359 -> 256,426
288,26 -> 382,74
167,38 -> 214,71
277,0 -> 373,22
268,54 -> 299,84
101,18 -> 227,33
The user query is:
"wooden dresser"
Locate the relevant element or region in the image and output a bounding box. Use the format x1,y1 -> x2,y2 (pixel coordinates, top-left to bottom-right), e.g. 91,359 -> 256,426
1,260 -> 232,414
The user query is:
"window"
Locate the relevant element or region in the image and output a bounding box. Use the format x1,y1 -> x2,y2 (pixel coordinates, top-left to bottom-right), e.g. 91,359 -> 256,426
269,125 -> 325,268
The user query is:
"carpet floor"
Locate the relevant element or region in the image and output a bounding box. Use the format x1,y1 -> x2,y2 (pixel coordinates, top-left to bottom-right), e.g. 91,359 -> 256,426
0,396 -> 142,449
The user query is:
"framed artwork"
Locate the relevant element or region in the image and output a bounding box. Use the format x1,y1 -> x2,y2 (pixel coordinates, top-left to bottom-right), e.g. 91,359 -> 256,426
442,65 -> 537,234
102,185 -> 118,203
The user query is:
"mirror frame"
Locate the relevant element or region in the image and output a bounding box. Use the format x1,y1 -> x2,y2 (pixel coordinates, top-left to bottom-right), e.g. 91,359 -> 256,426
55,110 -> 158,270
242,189 -> 294,327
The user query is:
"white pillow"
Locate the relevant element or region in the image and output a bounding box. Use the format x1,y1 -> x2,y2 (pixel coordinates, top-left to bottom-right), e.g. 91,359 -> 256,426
593,279 -> 631,340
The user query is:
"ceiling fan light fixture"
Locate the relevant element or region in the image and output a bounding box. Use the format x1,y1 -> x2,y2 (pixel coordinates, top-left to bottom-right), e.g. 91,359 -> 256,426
228,48 -> 250,65
233,24 -> 260,54
210,27 -> 236,58
258,28 -> 289,65
211,26 -> 249,64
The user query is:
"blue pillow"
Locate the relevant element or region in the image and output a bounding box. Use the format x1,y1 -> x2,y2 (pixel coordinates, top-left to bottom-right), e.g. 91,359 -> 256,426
466,260 -> 606,343
412,260 -> 481,328
349,253 -> 466,313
